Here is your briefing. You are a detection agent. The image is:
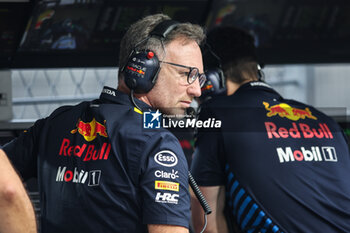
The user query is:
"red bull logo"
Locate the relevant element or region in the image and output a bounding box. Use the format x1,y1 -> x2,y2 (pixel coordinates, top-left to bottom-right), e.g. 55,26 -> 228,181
265,122 -> 333,139
59,138 -> 111,162
201,83 -> 213,92
263,102 -> 317,121
126,66 -> 145,75
71,118 -> 108,142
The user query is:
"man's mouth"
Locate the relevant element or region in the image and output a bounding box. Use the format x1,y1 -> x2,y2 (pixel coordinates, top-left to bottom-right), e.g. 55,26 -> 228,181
180,100 -> 192,108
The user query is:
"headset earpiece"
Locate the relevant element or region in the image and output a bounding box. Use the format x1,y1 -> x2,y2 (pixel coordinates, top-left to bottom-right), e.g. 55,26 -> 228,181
200,67 -> 226,102
123,50 -> 160,93
122,20 -> 179,94
200,44 -> 227,102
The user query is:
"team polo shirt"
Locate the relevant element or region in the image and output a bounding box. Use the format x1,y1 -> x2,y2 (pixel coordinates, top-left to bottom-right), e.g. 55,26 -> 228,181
4,86 -> 190,233
191,81 -> 350,233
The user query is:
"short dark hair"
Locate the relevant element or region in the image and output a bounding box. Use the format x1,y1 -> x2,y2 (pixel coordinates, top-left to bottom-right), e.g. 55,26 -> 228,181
118,14 -> 205,80
206,26 -> 259,84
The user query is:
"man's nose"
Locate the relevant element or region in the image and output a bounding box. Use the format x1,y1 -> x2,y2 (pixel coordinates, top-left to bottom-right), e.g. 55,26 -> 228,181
187,78 -> 201,97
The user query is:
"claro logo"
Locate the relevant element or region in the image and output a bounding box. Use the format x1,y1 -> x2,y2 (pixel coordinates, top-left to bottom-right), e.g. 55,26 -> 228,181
154,150 -> 178,167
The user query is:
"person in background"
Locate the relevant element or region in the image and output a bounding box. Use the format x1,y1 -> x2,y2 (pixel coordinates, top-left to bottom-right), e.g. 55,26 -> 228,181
3,13 -> 206,233
0,149 -> 37,233
191,26 -> 350,233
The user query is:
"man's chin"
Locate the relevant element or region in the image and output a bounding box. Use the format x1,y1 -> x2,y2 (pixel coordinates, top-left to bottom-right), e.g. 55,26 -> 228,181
160,107 -> 186,117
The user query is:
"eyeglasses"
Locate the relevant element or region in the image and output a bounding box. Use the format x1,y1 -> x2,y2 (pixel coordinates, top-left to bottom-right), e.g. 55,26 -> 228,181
159,61 -> 207,88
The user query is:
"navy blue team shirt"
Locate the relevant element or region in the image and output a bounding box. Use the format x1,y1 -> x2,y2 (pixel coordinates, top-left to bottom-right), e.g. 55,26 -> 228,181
4,86 -> 190,233
191,81 -> 350,233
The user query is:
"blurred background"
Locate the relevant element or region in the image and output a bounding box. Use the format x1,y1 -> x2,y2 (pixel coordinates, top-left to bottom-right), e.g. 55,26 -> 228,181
0,0 -> 350,224
0,0 -> 349,120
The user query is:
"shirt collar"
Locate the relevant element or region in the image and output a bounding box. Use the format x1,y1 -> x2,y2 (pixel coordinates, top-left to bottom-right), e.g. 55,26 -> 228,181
99,86 -> 153,111
235,81 -> 282,97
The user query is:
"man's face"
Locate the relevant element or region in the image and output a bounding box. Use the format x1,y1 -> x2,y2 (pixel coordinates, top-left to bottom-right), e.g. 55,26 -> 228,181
146,37 -> 203,115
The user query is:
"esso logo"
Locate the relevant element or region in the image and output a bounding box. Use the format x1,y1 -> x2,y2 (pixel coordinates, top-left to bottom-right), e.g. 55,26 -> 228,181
154,150 -> 178,167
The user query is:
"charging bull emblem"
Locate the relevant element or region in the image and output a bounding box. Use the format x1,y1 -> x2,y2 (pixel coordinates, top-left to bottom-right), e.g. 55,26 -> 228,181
71,118 -> 108,141
263,102 -> 317,121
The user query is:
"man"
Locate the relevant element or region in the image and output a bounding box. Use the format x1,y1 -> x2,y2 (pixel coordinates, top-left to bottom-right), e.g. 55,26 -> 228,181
0,149 -> 37,233
3,14 -> 206,233
191,26 -> 350,233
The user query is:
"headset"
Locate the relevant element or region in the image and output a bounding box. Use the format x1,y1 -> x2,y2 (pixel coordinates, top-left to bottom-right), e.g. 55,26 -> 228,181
200,44 -> 227,102
121,20 -> 179,94
200,45 -> 265,102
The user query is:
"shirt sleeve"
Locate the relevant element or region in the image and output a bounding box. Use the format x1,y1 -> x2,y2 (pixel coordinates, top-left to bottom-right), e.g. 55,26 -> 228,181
2,119 -> 45,180
190,105 -> 226,186
139,131 -> 190,228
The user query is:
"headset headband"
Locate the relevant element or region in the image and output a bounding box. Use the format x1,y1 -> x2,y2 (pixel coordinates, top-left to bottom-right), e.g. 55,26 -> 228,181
150,20 -> 179,39
122,19 -> 180,94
